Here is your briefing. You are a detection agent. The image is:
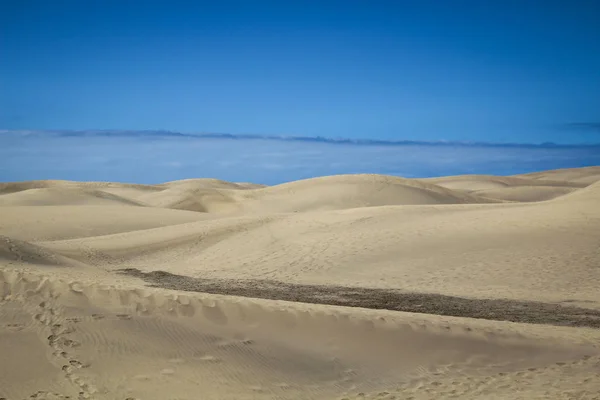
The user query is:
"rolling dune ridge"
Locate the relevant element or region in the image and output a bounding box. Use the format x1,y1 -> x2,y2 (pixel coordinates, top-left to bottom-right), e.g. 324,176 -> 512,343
1,166 -> 600,399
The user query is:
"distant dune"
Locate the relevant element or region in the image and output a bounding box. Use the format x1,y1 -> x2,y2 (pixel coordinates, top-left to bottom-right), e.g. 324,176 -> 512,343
514,165 -> 600,184
1,166 -> 600,400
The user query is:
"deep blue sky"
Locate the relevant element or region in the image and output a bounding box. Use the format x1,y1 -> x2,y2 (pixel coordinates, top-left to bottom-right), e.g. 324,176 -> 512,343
1,0 -> 600,144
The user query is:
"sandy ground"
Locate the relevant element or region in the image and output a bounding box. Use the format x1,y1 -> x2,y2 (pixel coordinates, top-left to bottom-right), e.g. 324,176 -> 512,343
1,166 -> 600,399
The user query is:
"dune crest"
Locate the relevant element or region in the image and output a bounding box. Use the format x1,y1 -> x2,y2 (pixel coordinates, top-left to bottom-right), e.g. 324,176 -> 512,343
514,166 -> 600,184
233,174 -> 502,213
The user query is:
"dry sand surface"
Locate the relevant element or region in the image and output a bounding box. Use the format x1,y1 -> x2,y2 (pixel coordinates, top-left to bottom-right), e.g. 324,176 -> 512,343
1,166 -> 600,400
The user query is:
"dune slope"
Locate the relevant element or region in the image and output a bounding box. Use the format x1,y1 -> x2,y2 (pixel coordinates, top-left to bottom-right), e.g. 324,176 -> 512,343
234,174 -> 501,213
514,166 -> 600,184
1,269 -> 599,400
472,185 -> 578,202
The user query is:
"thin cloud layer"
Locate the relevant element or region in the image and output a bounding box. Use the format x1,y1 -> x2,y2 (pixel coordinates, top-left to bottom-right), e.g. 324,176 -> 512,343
558,123 -> 600,133
1,131 -> 599,185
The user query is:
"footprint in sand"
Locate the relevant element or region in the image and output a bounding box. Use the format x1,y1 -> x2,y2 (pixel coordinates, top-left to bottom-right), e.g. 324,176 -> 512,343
52,324 -> 74,335
34,313 -> 49,323
48,335 -> 78,348
27,391 -> 71,399
274,382 -> 291,390
198,355 -> 221,363
216,340 -> 235,348
5,322 -> 24,331
70,359 -> 88,369
61,338 -> 80,348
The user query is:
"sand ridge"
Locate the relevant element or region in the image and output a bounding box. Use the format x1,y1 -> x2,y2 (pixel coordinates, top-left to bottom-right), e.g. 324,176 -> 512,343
1,166 -> 600,399
514,166 -> 600,185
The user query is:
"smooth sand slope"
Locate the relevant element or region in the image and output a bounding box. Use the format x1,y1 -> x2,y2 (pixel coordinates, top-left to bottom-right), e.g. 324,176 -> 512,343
514,166 -> 600,185
1,166 -> 600,400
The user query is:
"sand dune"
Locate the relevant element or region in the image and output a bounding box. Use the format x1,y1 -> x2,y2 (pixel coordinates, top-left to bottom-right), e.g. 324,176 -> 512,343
1,166 -> 600,399
423,174 -> 586,192
0,187 -> 145,207
0,235 -> 87,268
7,174 -> 503,211
0,206 -> 209,241
103,179 -> 265,213
471,185 -> 578,202
514,165 -> 600,185
233,174 -> 502,214
0,180 -> 159,195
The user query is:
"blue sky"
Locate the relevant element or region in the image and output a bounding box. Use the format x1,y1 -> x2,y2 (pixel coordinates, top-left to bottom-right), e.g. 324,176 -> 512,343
1,0 -> 600,145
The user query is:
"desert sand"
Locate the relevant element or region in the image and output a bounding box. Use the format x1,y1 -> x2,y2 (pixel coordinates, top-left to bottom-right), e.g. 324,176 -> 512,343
1,166 -> 600,400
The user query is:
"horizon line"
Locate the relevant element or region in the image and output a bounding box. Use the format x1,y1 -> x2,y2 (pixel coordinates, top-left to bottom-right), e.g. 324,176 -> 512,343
2,129 -> 600,149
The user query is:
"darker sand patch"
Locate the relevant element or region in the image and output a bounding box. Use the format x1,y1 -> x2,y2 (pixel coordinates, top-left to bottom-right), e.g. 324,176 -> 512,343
118,268 -> 600,328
